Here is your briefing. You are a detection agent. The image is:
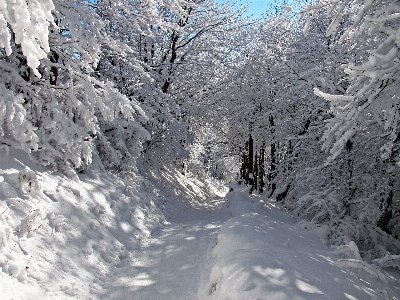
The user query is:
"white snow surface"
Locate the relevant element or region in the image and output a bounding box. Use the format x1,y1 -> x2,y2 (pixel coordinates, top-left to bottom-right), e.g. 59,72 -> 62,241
0,152 -> 400,300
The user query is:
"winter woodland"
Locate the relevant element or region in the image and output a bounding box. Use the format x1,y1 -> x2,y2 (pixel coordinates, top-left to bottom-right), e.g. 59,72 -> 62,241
0,0 -> 400,298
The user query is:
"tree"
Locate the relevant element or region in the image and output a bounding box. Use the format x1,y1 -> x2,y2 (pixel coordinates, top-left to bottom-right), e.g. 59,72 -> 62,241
300,0 -> 400,163
115,0 -> 251,173
219,9 -> 345,198
296,0 -> 400,256
0,0 -> 150,176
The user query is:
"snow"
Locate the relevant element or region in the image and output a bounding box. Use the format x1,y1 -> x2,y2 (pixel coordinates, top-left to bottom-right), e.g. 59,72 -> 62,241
0,84 -> 40,153
283,5 -> 293,13
0,152 -> 399,299
198,206 -> 398,300
1,0 -> 55,77
98,220 -> 220,300
314,87 -> 355,102
0,150 -> 165,299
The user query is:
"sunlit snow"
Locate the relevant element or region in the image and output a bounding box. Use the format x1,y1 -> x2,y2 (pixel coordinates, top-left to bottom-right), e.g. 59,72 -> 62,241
0,150 -> 399,299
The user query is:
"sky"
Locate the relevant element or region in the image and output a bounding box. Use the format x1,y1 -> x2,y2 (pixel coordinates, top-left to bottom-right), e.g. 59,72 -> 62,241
238,0 -> 275,17
216,0 -> 299,18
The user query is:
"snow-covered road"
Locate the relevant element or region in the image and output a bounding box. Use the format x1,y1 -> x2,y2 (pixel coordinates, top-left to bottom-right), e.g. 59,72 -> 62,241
98,220 -> 220,300
96,192 -> 400,300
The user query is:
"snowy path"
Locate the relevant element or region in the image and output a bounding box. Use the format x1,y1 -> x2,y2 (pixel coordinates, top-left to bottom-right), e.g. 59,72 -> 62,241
97,219 -> 221,300
96,192 -> 400,300
1,152 -> 399,300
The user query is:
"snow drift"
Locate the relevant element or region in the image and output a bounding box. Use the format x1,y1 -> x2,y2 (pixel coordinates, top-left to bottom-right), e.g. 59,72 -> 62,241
0,149 -> 166,299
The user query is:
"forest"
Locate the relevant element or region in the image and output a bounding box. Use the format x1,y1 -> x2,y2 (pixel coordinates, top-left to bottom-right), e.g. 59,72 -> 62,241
0,0 -> 400,289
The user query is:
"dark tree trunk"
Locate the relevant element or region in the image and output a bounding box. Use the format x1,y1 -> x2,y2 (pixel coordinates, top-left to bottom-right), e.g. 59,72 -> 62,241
248,135 -> 254,177
246,135 -> 254,192
258,145 -> 265,193
15,45 -> 31,82
378,132 -> 399,235
240,135 -> 256,192
50,50 -> 59,85
252,152 -> 258,193
267,115 -> 276,197
344,139 -> 356,216
378,187 -> 393,235
240,140 -> 249,184
267,142 -> 276,196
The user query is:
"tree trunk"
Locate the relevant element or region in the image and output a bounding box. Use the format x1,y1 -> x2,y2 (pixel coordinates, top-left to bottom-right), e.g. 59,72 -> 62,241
252,152 -> 258,193
378,186 -> 393,235
50,50 -> 59,86
258,145 -> 265,193
267,115 -> 276,197
240,135 -> 256,192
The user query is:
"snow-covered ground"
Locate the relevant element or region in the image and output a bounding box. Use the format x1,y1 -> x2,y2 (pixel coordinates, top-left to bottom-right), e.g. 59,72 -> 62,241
1,152 -> 399,299
199,192 -> 400,300
0,150 -> 166,299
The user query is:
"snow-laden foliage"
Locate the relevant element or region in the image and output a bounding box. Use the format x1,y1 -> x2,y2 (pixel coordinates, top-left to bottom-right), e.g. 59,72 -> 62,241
91,0 -> 252,176
0,0 -> 55,77
219,12 -> 342,197
0,0 -> 399,271
0,0 -> 158,174
287,0 -> 400,258
198,1 -> 400,261
0,84 -> 39,153
374,254 -> 400,270
300,0 -> 400,163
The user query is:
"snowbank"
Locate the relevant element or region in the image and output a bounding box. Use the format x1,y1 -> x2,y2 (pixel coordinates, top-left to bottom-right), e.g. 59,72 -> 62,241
0,150 -> 166,299
198,193 -> 398,300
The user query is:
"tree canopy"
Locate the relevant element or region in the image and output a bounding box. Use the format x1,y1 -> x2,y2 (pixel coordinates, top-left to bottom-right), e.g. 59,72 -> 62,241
1,0 -> 399,261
